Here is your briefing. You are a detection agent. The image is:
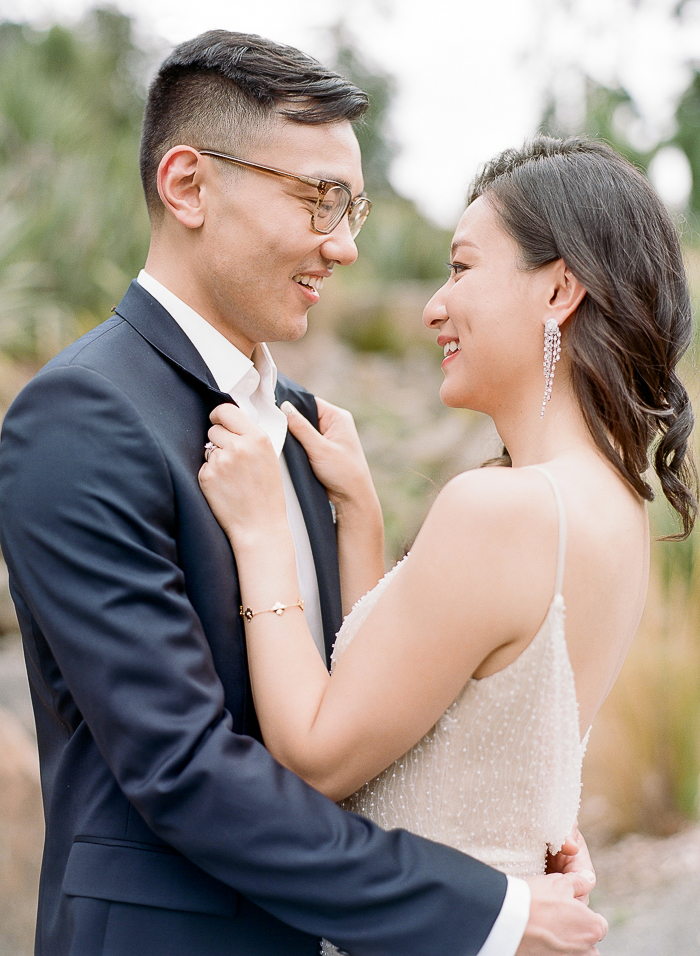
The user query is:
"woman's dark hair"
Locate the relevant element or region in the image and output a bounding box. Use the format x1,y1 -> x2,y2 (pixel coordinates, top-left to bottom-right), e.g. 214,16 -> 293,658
140,30 -> 369,215
472,135 -> 697,538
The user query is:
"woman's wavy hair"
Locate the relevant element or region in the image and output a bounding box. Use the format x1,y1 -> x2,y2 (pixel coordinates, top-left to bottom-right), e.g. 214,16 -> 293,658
472,135 -> 697,539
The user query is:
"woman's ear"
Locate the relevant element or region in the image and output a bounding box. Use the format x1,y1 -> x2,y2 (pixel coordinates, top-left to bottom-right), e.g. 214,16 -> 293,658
156,146 -> 206,229
546,259 -> 587,329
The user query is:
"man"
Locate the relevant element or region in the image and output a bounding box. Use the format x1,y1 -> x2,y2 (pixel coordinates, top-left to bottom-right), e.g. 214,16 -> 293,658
0,31 -> 606,956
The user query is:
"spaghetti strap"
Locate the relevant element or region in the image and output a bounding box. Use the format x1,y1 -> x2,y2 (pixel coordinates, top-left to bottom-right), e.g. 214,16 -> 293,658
526,465 -> 567,597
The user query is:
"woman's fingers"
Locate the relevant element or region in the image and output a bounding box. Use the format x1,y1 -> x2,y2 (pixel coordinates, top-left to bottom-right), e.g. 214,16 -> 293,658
207,423 -> 240,450
559,836 -> 580,856
210,402 -> 255,434
281,401 -> 323,454
316,396 -> 356,438
204,405 -> 273,459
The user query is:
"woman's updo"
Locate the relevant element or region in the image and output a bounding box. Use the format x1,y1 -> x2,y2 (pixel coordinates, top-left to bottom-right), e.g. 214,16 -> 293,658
471,135 -> 697,538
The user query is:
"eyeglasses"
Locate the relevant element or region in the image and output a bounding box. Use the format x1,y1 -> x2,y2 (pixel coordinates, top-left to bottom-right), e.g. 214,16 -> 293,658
198,149 -> 372,239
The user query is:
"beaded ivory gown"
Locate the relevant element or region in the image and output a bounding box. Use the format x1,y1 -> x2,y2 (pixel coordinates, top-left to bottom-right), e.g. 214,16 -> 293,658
321,467 -> 589,956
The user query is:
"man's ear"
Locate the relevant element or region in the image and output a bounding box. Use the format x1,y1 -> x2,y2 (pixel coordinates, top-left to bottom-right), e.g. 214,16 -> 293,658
546,259 -> 587,329
157,146 -> 206,229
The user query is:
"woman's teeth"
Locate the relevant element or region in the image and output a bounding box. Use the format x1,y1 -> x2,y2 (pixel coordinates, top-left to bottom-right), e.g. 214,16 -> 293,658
294,274 -> 324,292
443,341 -> 461,357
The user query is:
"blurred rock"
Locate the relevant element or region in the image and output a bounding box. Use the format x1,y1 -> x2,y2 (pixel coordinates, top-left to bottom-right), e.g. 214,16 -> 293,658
0,355 -> 31,417
592,826 -> 700,955
0,706 -> 43,956
0,354 -> 30,639
0,559 -> 18,636
0,636 -> 34,738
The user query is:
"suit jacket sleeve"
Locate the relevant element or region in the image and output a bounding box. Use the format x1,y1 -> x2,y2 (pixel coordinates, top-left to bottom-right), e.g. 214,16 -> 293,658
0,363 -> 507,956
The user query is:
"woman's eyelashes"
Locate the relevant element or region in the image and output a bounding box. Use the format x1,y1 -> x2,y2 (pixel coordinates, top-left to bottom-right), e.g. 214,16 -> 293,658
446,260 -> 469,279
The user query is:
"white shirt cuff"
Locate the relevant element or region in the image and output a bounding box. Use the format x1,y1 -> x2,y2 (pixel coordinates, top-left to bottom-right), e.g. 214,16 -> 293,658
476,876 -> 530,956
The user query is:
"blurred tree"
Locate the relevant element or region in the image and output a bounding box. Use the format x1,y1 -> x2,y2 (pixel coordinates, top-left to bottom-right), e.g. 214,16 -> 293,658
539,61 -> 700,222
540,75 -> 651,170
0,9 -> 151,362
673,72 -> 700,217
330,23 -> 452,283
330,23 -> 398,200
328,23 -> 452,354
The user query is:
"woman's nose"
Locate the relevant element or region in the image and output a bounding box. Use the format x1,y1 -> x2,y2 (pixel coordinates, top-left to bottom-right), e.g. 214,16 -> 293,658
423,282 -> 449,329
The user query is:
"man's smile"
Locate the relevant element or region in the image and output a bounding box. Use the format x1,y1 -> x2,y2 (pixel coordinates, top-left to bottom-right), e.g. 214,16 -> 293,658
292,269 -> 332,304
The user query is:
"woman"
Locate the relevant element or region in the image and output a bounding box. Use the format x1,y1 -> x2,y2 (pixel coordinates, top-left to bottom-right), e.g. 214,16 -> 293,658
199,136 -> 696,921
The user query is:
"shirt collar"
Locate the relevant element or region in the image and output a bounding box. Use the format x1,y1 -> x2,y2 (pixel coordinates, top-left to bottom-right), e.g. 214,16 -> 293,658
136,270 -> 278,399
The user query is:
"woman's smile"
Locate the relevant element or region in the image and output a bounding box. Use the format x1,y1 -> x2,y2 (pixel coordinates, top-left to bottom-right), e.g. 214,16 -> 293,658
440,338 -> 462,368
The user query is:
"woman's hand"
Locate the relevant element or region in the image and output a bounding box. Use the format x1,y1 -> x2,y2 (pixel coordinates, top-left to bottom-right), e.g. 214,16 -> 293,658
546,825 -> 596,903
281,398 -> 375,512
282,398 -> 385,613
198,404 -> 288,549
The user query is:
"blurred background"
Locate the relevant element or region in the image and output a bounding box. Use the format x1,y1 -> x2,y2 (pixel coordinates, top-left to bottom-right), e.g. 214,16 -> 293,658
1,0 -> 700,952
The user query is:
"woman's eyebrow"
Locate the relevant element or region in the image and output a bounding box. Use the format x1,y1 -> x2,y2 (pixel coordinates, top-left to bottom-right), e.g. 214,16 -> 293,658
450,238 -> 479,257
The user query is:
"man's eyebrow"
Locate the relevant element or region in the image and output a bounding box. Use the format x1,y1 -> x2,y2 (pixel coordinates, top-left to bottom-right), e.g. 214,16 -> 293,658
314,173 -> 359,193
450,238 -> 479,257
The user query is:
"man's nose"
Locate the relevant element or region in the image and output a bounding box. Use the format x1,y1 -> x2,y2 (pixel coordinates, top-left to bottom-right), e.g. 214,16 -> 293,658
423,282 -> 449,329
319,218 -> 359,267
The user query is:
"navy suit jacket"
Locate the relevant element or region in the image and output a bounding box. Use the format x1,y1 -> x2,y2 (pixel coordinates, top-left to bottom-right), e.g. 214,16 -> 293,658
0,281 -> 506,956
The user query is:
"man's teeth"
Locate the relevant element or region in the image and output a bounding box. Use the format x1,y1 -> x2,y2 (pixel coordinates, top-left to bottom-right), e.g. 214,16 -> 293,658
294,274 -> 324,292
443,341 -> 461,357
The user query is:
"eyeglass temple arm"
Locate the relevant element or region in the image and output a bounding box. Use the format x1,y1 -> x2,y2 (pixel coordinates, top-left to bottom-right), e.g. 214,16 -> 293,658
198,149 -> 331,192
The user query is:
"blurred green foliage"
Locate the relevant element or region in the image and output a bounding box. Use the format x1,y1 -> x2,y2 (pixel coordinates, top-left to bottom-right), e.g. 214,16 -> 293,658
674,74 -> 700,218
541,64 -> 700,224
330,25 -> 452,353
0,11 -> 451,364
0,9 -> 151,361
541,79 -> 652,170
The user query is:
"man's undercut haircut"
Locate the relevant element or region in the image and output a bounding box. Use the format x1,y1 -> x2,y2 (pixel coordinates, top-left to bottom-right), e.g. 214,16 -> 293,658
140,30 -> 369,216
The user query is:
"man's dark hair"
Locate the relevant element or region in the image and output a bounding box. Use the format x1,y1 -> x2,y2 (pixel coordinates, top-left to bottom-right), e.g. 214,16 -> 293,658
139,30 -> 369,216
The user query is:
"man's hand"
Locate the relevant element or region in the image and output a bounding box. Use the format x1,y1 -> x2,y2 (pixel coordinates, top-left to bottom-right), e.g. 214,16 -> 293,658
547,826 -> 595,904
517,872 -> 607,956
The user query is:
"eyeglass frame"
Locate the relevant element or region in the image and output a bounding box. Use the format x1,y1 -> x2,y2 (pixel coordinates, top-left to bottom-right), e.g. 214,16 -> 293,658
197,148 -> 371,238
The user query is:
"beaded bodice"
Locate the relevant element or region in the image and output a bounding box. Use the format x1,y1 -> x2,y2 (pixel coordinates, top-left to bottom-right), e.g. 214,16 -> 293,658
333,467 -> 587,880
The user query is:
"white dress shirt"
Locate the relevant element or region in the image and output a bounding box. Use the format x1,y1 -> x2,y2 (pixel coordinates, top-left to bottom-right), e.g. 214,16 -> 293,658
136,270 -> 530,956
136,270 -> 325,659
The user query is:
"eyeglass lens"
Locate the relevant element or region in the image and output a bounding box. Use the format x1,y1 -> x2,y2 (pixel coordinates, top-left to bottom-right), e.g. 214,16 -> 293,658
313,185 -> 350,233
313,186 -> 370,239
348,198 -> 371,239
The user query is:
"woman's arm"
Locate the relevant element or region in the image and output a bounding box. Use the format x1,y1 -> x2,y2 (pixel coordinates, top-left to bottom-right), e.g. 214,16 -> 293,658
200,406 -> 556,801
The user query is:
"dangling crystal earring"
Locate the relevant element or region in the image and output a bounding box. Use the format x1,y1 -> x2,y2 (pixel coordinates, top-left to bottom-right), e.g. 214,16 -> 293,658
540,318 -> 561,419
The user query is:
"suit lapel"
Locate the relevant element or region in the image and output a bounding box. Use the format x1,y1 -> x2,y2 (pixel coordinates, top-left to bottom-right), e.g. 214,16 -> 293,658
114,280 -> 235,409
116,281 -> 342,666
276,380 -> 343,667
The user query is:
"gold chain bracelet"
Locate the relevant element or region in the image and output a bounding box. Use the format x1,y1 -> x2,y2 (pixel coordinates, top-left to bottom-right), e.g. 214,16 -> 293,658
239,598 -> 305,622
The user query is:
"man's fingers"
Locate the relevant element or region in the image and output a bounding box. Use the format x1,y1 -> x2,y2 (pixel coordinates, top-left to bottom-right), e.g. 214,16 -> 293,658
562,869 -> 597,898
598,915 -> 608,941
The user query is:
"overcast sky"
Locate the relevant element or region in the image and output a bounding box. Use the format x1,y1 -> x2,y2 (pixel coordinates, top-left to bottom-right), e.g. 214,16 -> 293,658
2,0 -> 699,225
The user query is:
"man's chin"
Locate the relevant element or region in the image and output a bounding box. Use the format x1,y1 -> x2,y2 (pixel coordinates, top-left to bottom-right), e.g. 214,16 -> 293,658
270,314 -> 309,344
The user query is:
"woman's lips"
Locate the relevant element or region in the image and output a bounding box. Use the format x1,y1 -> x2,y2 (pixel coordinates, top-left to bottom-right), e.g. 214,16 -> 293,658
442,347 -> 461,368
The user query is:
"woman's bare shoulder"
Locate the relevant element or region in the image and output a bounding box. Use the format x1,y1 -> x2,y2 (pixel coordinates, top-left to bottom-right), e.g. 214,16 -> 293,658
426,466 -> 559,538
